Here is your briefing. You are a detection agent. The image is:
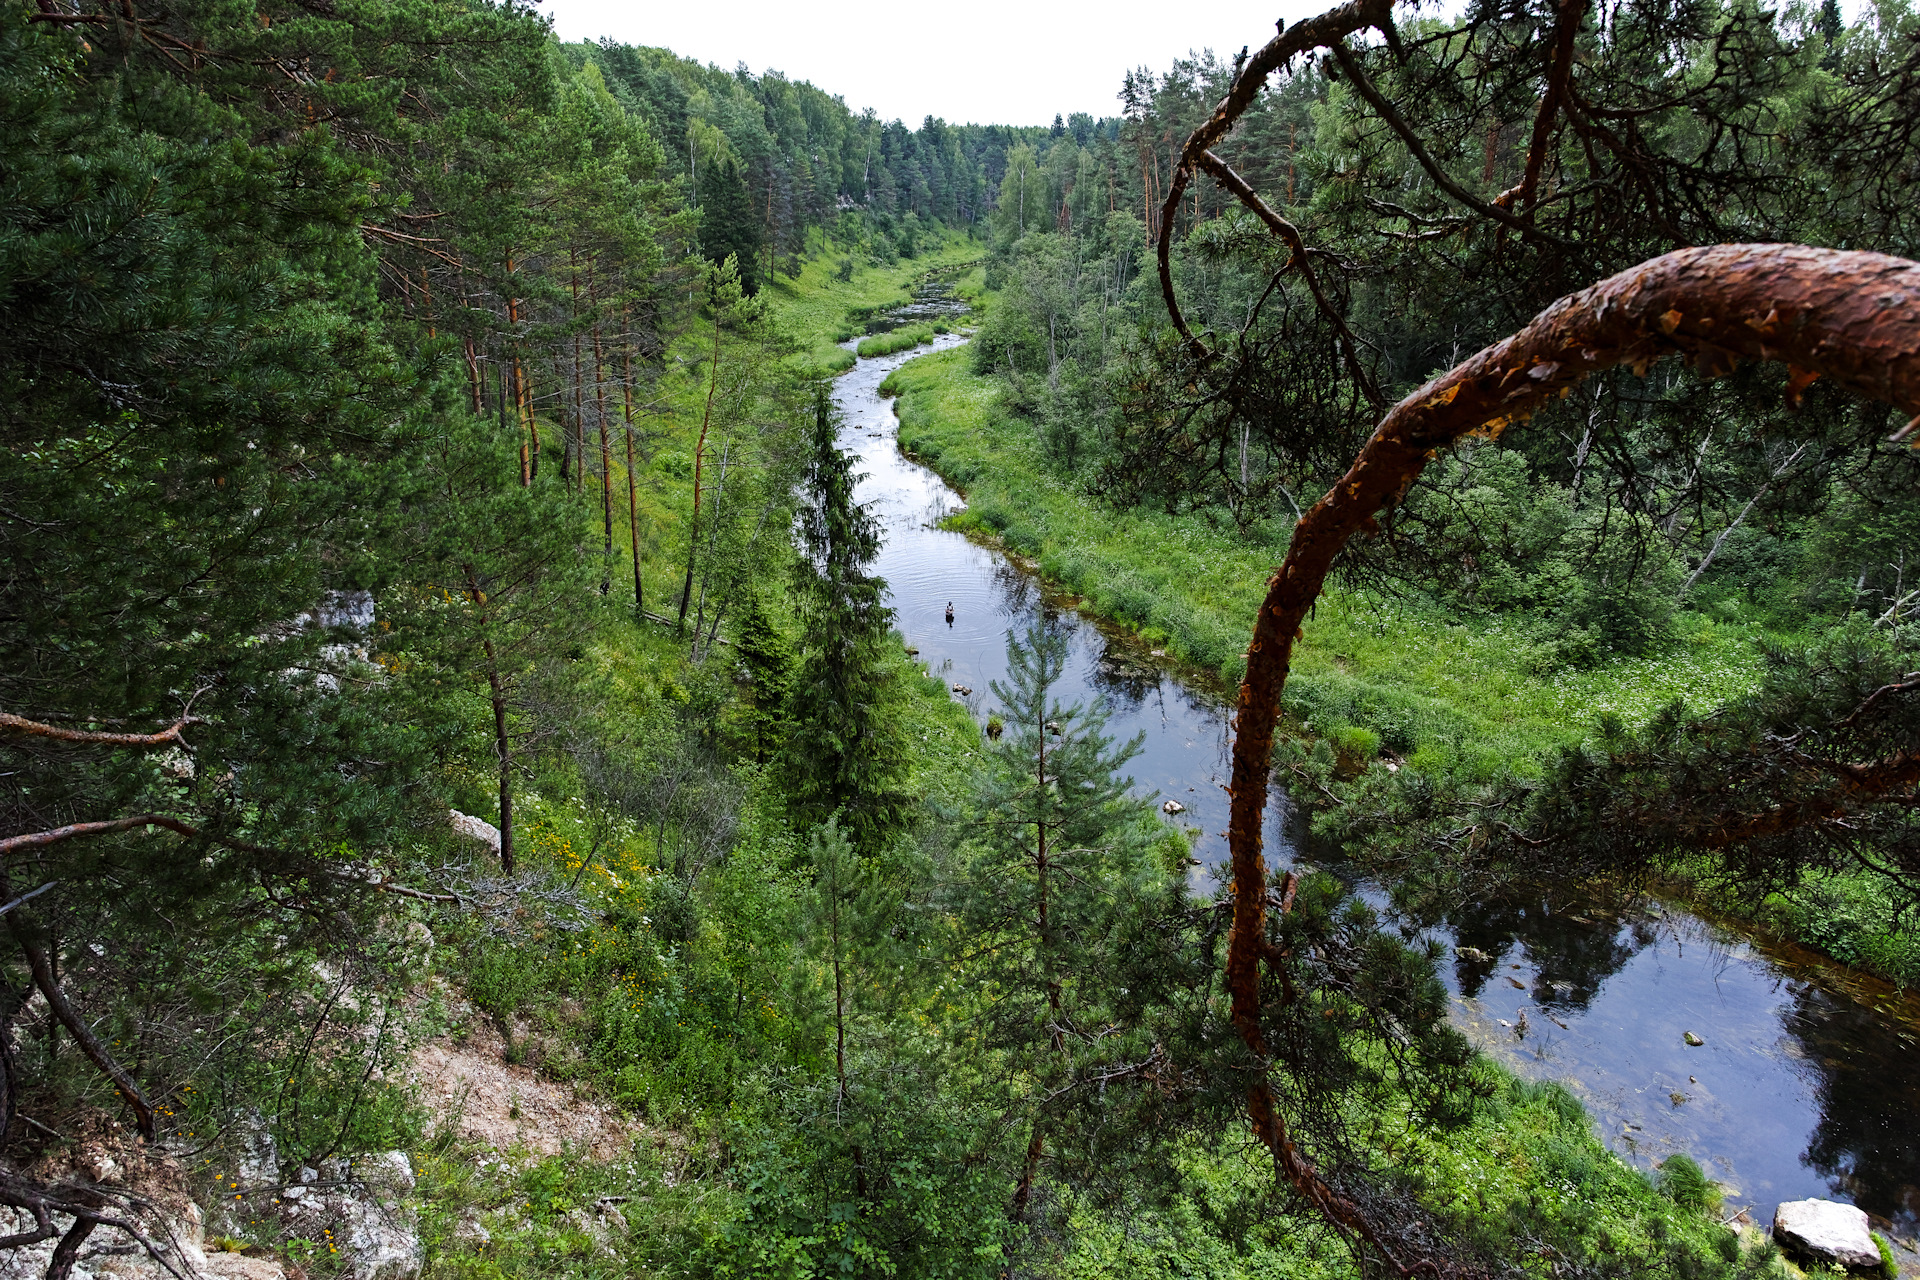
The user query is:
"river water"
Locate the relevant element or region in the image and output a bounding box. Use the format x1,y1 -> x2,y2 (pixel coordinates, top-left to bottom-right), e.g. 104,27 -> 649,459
833,334 -> 1920,1250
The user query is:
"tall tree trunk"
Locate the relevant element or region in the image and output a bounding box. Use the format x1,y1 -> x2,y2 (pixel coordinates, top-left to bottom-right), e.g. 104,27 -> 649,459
484,636 -> 514,874
678,303 -> 723,628
592,265 -> 613,595
692,434 -> 734,652
464,565 -> 515,872
622,303 -> 644,613
568,248 -> 584,492
464,335 -> 482,416
507,258 -> 532,487
1011,703 -> 1061,1223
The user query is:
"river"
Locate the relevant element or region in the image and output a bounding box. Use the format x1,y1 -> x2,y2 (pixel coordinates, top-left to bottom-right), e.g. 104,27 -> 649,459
833,332 -> 1920,1254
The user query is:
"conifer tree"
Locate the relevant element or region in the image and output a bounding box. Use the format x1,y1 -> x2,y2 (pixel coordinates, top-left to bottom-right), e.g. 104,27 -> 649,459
699,159 -> 763,295
733,592 -> 794,764
959,622 -> 1161,1220
785,391 -> 908,844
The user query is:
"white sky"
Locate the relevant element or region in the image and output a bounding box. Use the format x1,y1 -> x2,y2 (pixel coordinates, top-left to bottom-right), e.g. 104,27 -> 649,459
540,0 -> 1340,128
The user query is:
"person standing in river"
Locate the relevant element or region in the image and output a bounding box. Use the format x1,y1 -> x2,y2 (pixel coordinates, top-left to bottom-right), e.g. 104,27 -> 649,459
945,601 -> 954,626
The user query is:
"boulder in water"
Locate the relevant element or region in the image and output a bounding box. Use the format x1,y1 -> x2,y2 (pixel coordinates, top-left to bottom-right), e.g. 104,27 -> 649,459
1772,1198 -> 1880,1268
1162,800 -> 1185,815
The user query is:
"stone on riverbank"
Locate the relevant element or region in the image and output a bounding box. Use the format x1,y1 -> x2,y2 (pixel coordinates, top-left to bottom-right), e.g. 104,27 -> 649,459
1772,1198 -> 1880,1268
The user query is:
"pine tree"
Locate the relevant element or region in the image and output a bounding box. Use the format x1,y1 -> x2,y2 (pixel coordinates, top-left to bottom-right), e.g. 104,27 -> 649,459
958,621 -> 1161,1221
733,591 -> 794,763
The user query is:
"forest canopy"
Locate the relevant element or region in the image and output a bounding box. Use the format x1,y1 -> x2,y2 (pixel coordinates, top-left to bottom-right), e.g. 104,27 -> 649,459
1,0 -> 1918,1277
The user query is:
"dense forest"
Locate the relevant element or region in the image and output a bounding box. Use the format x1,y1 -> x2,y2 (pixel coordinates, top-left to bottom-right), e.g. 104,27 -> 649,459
2,0 -> 1918,1279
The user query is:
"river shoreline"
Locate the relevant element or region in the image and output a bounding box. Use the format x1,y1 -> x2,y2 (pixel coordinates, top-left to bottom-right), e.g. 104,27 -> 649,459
843,335 -> 1920,1251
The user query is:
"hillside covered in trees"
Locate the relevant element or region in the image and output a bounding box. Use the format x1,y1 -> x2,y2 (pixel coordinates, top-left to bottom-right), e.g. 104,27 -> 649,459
2,0 -> 1918,1279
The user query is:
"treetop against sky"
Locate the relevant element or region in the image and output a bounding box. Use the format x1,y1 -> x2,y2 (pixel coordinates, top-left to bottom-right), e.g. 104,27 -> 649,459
542,0 -> 1343,127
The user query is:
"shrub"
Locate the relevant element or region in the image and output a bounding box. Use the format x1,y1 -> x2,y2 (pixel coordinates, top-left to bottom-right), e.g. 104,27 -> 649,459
973,503 -> 1013,532
1002,523 -> 1042,556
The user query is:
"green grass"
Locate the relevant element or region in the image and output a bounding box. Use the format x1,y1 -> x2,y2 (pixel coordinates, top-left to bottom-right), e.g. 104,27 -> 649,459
883,347 -> 1774,780
856,322 -> 937,357
760,229 -> 982,375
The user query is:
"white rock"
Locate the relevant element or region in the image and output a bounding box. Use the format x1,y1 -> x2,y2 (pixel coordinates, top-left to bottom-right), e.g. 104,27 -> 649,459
339,1198 -> 422,1280
234,1110 -> 280,1189
1773,1198 -> 1880,1268
356,1151 -> 416,1201
1162,800 -> 1186,815
451,1213 -> 491,1249
448,810 -> 501,855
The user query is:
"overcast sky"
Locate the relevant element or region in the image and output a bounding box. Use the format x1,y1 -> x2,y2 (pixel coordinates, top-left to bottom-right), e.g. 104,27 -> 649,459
541,0 -> 1340,127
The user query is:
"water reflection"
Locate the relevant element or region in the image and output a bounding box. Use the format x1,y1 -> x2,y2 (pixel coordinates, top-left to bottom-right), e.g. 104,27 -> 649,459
1446,892 -> 1658,1014
832,337 -> 1920,1247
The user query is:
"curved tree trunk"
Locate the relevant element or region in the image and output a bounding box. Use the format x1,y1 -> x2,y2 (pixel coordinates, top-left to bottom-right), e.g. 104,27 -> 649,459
1217,243 -> 1920,1268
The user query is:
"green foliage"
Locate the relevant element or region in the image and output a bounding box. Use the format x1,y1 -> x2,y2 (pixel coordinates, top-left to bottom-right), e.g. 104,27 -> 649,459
1874,1230 -> 1899,1279
700,164 -> 764,294
786,391 -> 912,843
705,1082 -> 1009,1280
1658,1154 -> 1714,1213
855,323 -> 936,357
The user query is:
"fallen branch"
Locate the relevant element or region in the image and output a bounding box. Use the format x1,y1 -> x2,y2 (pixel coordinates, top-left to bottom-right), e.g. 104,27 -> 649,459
0,713 -> 198,749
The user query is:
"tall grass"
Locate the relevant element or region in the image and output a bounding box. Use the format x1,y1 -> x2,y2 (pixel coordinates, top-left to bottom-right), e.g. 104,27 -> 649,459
882,346 -> 1776,779
856,323 -> 936,357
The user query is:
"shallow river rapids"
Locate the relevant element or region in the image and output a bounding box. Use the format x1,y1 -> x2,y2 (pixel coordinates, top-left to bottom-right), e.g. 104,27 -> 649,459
833,332 -> 1920,1249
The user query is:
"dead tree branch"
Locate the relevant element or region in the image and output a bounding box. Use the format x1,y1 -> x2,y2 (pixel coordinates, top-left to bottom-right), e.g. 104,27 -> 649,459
0,714 -> 198,750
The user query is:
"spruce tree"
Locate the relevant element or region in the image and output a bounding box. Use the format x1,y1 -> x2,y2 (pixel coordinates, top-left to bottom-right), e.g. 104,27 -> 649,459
699,159 -> 763,295
785,391 -> 908,844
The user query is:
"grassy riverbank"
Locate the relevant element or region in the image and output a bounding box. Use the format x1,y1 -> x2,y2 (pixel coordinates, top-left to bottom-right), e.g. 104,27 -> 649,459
761,229 -> 983,374
882,348 -> 1773,778
400,248 -> 1792,1280
880,345 -> 1920,991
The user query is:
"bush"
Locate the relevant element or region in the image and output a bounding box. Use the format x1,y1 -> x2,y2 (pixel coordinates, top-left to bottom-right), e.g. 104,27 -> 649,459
1329,724 -> 1382,764
973,503 -> 1013,532
1002,523 -> 1042,556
